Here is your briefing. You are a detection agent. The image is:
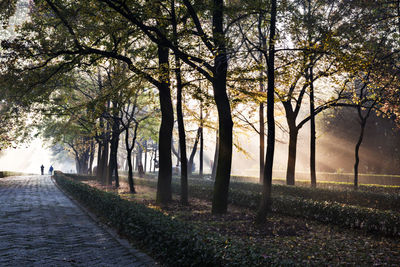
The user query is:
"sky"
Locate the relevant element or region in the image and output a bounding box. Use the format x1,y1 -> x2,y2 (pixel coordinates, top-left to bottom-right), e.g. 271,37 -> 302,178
0,137 -> 53,174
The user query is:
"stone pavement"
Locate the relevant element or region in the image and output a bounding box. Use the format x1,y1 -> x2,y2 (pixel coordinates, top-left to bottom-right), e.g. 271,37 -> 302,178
0,175 -> 156,266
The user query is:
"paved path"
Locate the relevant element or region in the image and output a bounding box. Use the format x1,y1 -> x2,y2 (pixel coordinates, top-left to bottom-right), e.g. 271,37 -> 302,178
0,175 -> 155,266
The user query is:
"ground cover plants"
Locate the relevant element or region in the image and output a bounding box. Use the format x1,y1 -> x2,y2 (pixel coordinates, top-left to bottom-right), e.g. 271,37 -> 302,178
130,177 -> 400,237
58,173 -> 400,265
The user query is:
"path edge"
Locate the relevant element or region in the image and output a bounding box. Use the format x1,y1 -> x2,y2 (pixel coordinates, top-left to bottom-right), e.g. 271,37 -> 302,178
50,175 -> 157,266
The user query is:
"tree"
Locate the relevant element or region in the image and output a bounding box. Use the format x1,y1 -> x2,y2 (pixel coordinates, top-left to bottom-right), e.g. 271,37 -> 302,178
121,94 -> 142,193
0,102 -> 30,151
351,51 -> 398,188
171,0 -> 189,205
97,0 -> 236,213
277,0 -> 355,186
256,0 -> 277,223
1,0 -> 177,203
41,116 -> 95,175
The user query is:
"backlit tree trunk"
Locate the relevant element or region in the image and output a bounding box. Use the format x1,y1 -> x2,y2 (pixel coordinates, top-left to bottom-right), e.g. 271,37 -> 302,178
286,125 -> 298,186
172,0 -> 188,204
211,0 -> 233,214
126,122 -> 139,193
256,0 -> 276,223
309,66 -> 317,188
211,129 -> 219,180
188,127 -> 201,175
259,102 -> 265,184
156,42 -> 173,204
108,117 -> 120,187
199,104 -> 204,179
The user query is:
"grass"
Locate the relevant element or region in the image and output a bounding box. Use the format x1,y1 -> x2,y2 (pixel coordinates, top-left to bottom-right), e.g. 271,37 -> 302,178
71,174 -> 400,265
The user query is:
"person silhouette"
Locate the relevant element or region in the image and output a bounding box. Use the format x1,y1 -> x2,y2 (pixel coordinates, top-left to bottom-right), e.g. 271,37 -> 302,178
40,165 -> 44,175
49,165 -> 54,175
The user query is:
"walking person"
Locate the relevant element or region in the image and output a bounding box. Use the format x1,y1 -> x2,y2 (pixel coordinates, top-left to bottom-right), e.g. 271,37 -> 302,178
49,165 -> 54,175
40,165 -> 44,175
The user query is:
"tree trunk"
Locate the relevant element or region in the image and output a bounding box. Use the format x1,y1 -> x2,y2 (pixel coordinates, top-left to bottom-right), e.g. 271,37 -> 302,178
354,118 -> 366,190
286,126 -> 298,186
156,42 -> 173,204
144,140 -> 148,174
154,145 -> 157,173
126,123 -> 138,193
108,119 -> 120,187
135,152 -> 139,171
138,142 -> 143,166
108,141 -> 115,185
259,102 -> 265,184
211,0 -> 233,215
81,152 -> 89,174
75,156 -> 80,174
211,129 -> 219,180
149,148 -> 153,173
177,78 -> 188,203
188,127 -> 201,175
100,117 -> 110,183
127,147 -> 135,193
309,66 -> 317,188
134,153 -> 136,171
171,137 -> 180,164
172,1 -> 189,204
100,140 -> 109,183
258,15 -> 266,184
89,140 -> 95,175
199,104 -> 204,178
96,140 -> 102,178
256,0 -> 276,224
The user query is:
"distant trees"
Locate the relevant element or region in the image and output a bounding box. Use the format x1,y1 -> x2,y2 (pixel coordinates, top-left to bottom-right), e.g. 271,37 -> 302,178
120,85 -> 157,193
42,119 -> 95,174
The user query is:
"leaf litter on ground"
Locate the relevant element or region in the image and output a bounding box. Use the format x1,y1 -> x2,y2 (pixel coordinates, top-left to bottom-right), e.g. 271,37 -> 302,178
84,179 -> 400,265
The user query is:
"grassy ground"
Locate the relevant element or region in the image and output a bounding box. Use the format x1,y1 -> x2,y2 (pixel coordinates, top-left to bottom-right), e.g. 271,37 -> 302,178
83,178 -> 400,265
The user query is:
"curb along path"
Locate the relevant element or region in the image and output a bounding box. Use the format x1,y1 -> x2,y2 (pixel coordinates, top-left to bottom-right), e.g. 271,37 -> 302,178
0,175 -> 155,266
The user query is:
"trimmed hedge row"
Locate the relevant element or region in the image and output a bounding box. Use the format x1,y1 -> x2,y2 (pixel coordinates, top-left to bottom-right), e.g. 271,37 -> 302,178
237,182 -> 400,212
135,174 -> 400,209
229,189 -> 400,237
54,173 -> 280,266
65,173 -> 400,237
131,177 -> 400,237
182,178 -> 400,212
187,173 -> 400,192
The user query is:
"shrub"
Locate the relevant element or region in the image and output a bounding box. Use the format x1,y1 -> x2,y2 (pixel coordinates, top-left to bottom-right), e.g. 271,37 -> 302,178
271,196 -> 400,237
132,177 -> 400,237
68,174 -> 400,237
182,178 -> 400,212
54,173 -> 279,266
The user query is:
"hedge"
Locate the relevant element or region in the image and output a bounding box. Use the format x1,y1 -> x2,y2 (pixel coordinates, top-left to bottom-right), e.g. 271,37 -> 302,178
64,173 -> 400,237
130,177 -> 400,237
129,176 -> 400,212
134,173 -> 400,202
54,173 -> 284,266
230,182 -> 400,213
